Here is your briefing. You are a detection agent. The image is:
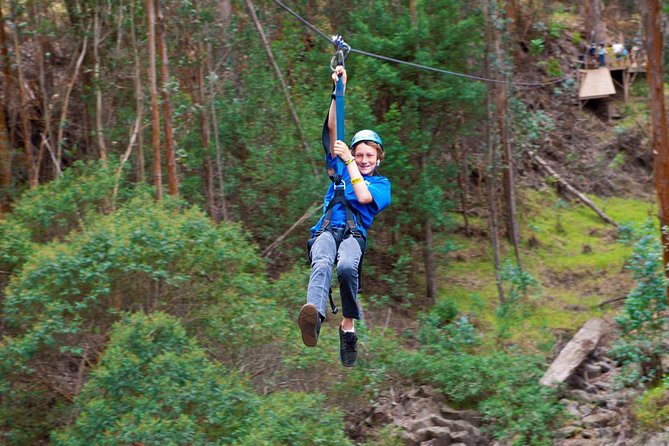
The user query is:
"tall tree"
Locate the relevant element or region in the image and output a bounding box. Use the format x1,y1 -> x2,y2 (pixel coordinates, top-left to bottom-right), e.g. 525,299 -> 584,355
584,0 -> 605,44
9,6 -> 37,188
0,0 -> 11,208
493,2 -> 522,268
644,0 -> 669,302
482,0 -> 505,304
146,0 -> 163,199
155,0 -> 178,196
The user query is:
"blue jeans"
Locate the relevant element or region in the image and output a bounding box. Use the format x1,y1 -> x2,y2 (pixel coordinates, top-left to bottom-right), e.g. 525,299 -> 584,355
307,228 -> 363,320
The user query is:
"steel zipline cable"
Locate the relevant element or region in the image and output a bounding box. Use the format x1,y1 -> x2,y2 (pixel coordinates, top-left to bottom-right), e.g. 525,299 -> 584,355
270,0 -> 576,87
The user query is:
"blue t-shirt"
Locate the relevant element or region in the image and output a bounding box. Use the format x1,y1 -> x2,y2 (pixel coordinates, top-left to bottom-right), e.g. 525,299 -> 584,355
310,156 -> 391,238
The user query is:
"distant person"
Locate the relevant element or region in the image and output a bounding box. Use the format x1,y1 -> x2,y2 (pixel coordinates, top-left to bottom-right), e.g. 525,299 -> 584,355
631,44 -> 639,62
598,44 -> 606,67
612,42 -> 624,64
588,42 -> 597,68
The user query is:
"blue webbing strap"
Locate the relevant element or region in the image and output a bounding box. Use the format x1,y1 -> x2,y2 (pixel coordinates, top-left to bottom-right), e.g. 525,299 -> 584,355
333,75 -> 345,182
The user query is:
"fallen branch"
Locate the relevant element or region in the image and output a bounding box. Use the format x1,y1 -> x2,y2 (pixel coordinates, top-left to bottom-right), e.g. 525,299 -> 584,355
261,202 -> 322,258
598,295 -> 627,307
527,150 -> 618,227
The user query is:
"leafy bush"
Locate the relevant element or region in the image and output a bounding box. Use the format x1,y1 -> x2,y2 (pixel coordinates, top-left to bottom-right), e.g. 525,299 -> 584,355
10,161 -> 117,243
235,392 -> 352,446
52,312 -> 257,445
52,312 -> 350,446
1,194 -> 283,442
611,223 -> 669,386
0,218 -> 33,277
633,384 -> 669,432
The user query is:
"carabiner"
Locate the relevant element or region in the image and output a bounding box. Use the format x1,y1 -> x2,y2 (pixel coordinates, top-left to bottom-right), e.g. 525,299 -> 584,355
329,34 -> 350,72
330,50 -> 345,71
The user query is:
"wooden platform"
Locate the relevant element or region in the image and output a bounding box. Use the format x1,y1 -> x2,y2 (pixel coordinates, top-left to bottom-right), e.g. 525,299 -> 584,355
628,61 -> 646,73
578,67 -> 616,100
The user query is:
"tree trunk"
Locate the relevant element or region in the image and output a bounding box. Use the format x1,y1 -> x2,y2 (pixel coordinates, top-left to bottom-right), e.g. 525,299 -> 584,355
154,0 -> 178,196
206,44 -> 229,221
55,35 -> 88,177
32,0 -> 57,182
0,0 -> 11,208
585,0 -> 605,44
482,0 -> 505,305
453,140 -> 471,236
10,12 -> 37,188
424,219 -> 437,300
195,58 -> 216,219
146,0 -> 163,199
130,0 -> 145,183
644,0 -> 669,302
93,1 -> 108,163
492,4 -> 522,268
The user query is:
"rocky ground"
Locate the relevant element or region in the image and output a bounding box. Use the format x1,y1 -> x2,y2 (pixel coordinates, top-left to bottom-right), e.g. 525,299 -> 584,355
349,320 -> 669,446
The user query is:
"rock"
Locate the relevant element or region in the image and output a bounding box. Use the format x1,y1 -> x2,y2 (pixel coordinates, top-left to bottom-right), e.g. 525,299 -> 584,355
541,319 -> 608,387
635,432 -> 669,446
450,430 -> 475,446
406,415 -> 441,432
556,425 -> 581,438
578,404 -> 594,417
415,426 -> 453,444
440,406 -> 481,427
582,363 -> 604,378
420,439 -> 448,446
582,410 -> 618,428
560,439 -> 600,446
581,429 -> 596,439
568,389 -> 608,405
370,404 -> 392,424
595,361 -> 612,373
596,427 -> 615,439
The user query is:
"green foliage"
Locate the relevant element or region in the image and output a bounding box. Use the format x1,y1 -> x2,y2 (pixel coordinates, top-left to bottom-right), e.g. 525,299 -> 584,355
1,192 -> 278,441
52,312 -> 350,446
10,161 -> 117,243
0,218 -> 33,275
530,38 -> 546,56
235,392 -> 352,446
52,312 -> 257,445
548,22 -> 565,39
611,222 -> 669,386
633,384 -> 669,431
545,58 -> 563,78
608,152 -> 626,171
392,303 -> 563,444
496,261 -> 540,340
571,31 -> 583,46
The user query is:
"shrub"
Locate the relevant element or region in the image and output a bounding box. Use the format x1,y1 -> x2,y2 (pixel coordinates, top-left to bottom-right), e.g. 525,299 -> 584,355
10,161 -> 117,243
52,312 -> 350,446
1,195 -> 282,442
611,223 -> 669,386
633,384 -> 669,432
52,312 -> 258,445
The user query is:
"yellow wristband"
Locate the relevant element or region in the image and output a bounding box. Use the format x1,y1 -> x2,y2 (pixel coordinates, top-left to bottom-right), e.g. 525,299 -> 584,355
345,158 -> 355,166
351,177 -> 363,185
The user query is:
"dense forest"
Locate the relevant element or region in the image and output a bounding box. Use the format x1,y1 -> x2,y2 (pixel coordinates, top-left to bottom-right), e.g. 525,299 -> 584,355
2,0 -> 669,445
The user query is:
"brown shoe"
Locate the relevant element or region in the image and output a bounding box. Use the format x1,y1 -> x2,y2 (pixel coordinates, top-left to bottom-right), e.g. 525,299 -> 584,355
298,303 -> 321,347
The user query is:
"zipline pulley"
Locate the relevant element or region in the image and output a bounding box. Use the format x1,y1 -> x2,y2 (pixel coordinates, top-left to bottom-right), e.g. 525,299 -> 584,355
330,34 -> 350,71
